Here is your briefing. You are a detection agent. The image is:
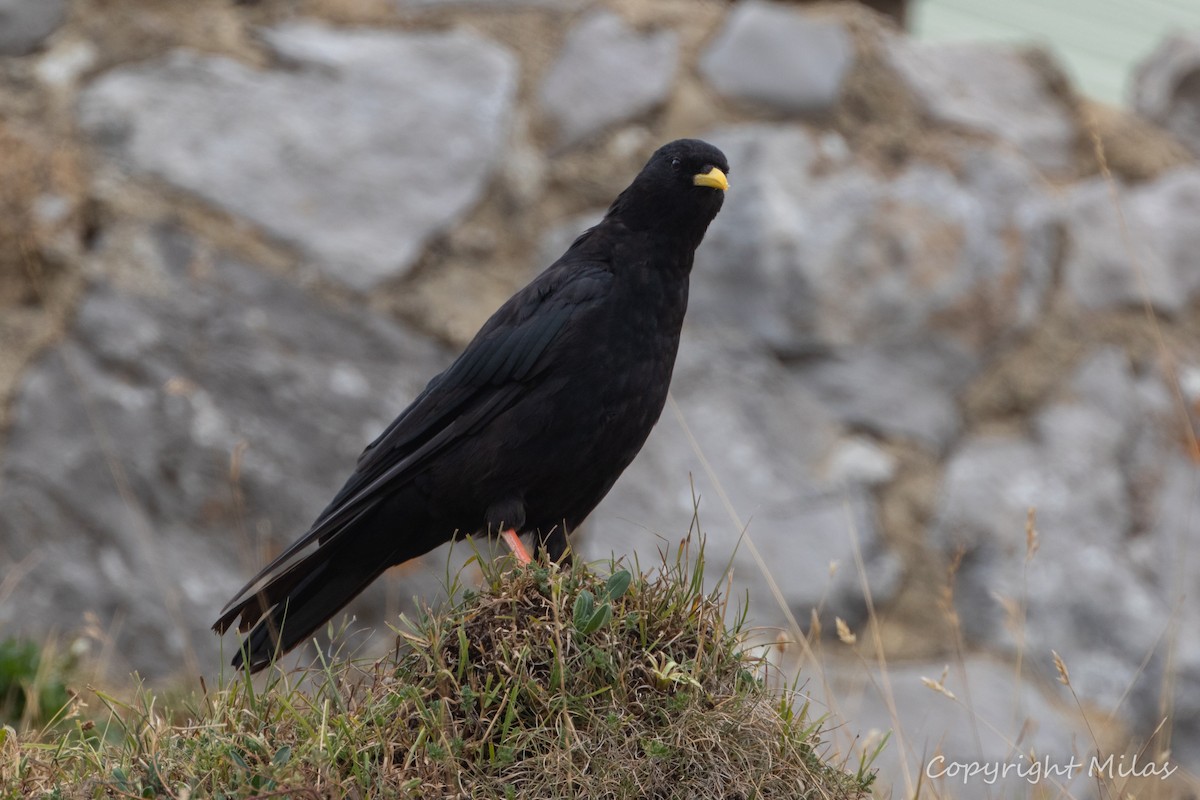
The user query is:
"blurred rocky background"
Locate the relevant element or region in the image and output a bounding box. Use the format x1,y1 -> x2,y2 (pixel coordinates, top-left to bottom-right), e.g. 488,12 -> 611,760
1,0 -> 1199,795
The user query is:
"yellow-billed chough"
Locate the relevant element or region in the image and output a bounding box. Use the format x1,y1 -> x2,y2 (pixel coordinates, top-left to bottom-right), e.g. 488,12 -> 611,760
214,139 -> 729,672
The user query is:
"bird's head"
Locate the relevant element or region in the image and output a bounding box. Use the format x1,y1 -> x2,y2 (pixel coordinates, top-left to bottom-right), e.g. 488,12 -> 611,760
607,138 -> 729,247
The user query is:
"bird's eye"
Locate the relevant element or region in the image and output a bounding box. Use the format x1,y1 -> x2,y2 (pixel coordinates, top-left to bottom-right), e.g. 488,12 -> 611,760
670,157 -> 681,171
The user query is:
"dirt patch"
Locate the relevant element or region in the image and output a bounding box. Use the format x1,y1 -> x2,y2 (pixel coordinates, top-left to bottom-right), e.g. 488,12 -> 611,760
70,0 -> 261,71
299,0 -> 398,25
963,303 -> 1200,430
1079,100 -> 1196,182
0,127 -> 78,300
961,312 -> 1091,425
859,443 -> 960,659
0,123 -> 89,432
822,4 -> 929,172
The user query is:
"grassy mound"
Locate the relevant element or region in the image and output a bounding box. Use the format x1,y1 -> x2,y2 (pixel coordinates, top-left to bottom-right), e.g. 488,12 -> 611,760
4,546 -> 874,799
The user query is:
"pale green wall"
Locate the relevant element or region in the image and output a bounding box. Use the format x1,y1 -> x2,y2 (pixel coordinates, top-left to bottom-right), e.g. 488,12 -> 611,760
912,0 -> 1200,104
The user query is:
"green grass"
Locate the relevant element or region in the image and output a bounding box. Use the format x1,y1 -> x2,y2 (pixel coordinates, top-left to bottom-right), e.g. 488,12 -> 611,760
1,541 -> 875,799
0,638 -> 71,732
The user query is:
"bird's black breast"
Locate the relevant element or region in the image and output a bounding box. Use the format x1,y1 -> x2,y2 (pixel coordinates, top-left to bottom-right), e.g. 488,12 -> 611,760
423,238 -> 692,536
522,262 -> 689,531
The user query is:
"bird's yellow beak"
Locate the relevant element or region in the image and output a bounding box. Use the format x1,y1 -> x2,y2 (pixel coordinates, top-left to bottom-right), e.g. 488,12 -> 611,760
693,166 -> 729,191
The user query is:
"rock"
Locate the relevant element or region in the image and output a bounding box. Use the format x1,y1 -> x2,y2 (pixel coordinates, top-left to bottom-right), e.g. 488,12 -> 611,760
932,350 -> 1193,719
686,122 -> 1060,453
822,435 -> 896,487
688,124 -> 1058,451
0,225 -> 450,678
809,656 -> 1095,800
0,0 -> 67,55
885,38 -> 1077,174
688,125 -> 835,350
1159,658 -> 1200,769
693,124 -> 1056,358
699,1 -> 854,115
1131,31 -> 1200,158
1133,393 -> 1200,767
582,330 -> 897,633
935,409 -> 1135,645
78,23 -> 517,291
34,39 -> 99,89
1062,169 -> 1200,313
796,341 -> 976,453
538,11 -> 678,147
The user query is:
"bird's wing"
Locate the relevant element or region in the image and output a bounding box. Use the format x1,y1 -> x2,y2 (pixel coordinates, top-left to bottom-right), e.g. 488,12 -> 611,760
220,261 -> 612,611
336,261 -> 614,509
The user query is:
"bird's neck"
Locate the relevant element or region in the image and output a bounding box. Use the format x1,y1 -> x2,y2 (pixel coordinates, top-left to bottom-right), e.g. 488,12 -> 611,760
601,208 -> 711,264
583,219 -> 691,276
609,183 -> 719,243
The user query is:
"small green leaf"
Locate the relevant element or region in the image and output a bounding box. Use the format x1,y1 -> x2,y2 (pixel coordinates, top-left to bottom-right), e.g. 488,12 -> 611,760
572,590 -> 595,629
228,748 -> 248,771
582,603 -> 613,634
456,626 -> 470,681
271,745 -> 292,767
642,738 -> 671,758
603,570 -> 632,601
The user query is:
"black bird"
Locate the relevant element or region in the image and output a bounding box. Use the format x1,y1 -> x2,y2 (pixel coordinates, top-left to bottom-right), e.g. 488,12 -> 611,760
213,139 -> 729,671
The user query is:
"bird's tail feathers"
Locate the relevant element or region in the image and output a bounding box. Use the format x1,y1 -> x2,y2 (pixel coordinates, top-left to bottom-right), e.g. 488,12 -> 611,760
214,517 -> 419,673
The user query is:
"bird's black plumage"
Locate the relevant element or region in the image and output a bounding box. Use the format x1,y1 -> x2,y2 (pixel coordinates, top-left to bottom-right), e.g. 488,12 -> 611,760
213,139 -> 729,671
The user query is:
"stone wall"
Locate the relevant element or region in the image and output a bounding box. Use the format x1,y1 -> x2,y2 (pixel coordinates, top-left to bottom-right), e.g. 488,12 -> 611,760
2,0 -> 1199,793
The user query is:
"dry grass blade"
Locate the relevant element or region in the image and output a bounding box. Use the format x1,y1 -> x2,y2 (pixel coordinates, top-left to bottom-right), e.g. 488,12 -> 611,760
1024,507 -> 1039,561
1052,650 -> 1070,687
920,666 -> 956,701
835,618 -> 857,646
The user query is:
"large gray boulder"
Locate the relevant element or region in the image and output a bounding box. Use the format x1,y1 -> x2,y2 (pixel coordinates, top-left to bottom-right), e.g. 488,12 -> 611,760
933,349 -> 1192,721
699,1 -> 854,115
695,125 -> 1055,355
795,341 -> 975,452
538,11 -> 678,147
78,23 -> 517,291
0,225 -> 449,678
1132,31 -> 1200,158
885,38 -> 1077,174
1061,168 -> 1200,313
0,0 -> 67,55
691,124 -> 1056,450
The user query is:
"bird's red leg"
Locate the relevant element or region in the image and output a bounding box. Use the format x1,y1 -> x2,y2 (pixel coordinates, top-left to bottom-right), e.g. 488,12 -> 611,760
501,528 -> 532,565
